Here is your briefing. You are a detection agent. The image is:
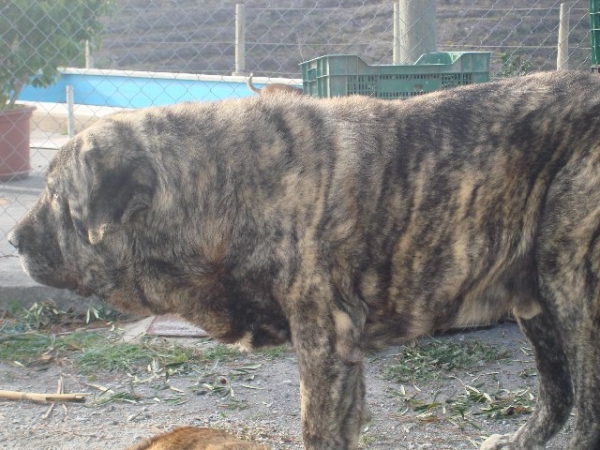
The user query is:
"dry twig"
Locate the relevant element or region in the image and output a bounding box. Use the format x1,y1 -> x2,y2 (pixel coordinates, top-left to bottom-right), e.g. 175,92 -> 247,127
42,377 -> 64,419
0,389 -> 87,404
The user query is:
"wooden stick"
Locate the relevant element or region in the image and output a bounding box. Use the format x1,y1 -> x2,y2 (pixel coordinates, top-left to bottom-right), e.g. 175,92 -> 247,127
0,389 -> 87,404
83,382 -> 114,394
42,377 -> 63,419
42,400 -> 56,419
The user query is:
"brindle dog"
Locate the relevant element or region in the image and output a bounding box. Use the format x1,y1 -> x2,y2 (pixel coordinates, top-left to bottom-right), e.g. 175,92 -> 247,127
10,71 -> 600,449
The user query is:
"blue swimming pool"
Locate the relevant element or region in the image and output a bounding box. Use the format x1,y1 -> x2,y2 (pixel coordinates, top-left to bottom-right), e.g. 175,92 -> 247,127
19,69 -> 303,108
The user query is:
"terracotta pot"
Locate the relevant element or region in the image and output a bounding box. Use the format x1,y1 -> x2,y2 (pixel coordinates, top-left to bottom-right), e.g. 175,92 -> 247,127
0,105 -> 36,181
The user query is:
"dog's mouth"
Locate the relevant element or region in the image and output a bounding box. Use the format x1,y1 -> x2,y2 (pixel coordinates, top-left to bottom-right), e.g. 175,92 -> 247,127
25,262 -> 123,301
20,258 -> 84,294
32,272 -> 81,293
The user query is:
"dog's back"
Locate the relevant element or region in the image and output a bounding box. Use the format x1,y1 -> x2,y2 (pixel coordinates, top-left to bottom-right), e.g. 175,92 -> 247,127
126,427 -> 270,450
246,73 -> 302,96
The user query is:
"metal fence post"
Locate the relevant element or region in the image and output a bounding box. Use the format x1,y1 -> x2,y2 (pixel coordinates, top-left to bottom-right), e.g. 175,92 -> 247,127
393,1 -> 400,64
66,85 -> 76,138
85,40 -> 95,69
234,4 -> 246,75
398,0 -> 437,64
557,3 -> 570,70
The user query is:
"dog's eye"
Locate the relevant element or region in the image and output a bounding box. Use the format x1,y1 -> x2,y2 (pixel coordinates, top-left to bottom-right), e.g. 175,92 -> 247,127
51,191 -> 66,210
48,188 -> 60,201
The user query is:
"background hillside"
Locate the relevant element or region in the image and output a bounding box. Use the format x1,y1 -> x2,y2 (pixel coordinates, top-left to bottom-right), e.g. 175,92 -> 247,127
92,0 -> 593,78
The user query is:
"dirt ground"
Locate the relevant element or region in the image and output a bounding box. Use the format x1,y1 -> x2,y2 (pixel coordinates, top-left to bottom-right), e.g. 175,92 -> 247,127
0,320 -> 573,450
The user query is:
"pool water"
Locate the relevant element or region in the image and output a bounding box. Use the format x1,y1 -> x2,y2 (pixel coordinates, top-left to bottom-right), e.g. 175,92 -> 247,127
19,69 -> 302,108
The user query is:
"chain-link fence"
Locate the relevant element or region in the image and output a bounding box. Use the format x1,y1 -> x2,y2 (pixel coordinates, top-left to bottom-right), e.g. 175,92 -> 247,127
91,0 -> 593,76
0,0 -> 594,256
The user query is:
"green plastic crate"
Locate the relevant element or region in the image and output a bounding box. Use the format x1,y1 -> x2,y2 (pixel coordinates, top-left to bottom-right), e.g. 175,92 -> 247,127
300,52 -> 491,99
591,0 -> 600,66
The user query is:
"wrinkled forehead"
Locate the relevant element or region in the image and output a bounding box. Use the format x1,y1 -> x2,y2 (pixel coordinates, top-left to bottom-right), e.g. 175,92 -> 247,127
47,118 -> 120,171
44,120 -> 136,194
45,134 -> 88,192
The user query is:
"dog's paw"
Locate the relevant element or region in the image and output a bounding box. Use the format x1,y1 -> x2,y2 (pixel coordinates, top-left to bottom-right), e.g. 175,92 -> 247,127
480,434 -> 512,450
480,433 -> 545,450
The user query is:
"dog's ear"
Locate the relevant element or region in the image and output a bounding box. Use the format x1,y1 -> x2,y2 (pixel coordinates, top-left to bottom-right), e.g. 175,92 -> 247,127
86,158 -> 156,245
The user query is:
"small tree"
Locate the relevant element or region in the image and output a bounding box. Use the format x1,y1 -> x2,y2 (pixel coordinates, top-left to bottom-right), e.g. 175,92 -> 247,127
0,0 -> 114,111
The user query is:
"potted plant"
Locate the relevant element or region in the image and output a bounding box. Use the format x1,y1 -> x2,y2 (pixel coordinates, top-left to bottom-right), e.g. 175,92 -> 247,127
0,0 -> 113,180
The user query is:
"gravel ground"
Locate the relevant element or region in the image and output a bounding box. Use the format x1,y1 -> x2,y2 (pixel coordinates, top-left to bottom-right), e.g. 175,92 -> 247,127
0,321 -> 573,450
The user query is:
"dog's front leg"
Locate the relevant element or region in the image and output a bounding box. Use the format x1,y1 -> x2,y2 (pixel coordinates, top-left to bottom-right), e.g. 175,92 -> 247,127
290,308 -> 367,450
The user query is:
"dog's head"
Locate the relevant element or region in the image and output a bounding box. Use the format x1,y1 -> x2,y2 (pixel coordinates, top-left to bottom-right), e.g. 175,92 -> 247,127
9,104 -> 292,348
9,117 -> 157,311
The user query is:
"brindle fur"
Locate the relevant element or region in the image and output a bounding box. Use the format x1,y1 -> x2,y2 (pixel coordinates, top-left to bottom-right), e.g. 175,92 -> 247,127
10,71 -> 600,449
246,73 -> 303,96
126,427 -> 270,450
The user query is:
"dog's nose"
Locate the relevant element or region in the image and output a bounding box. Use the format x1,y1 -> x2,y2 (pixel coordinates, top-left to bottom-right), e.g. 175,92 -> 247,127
8,230 -> 20,250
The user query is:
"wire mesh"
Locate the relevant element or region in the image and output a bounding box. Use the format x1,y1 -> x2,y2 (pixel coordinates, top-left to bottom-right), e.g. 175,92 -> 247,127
0,0 -> 594,256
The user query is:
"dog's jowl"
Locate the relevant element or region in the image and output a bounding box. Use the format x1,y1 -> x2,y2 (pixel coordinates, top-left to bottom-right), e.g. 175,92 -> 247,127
9,71 -> 600,449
